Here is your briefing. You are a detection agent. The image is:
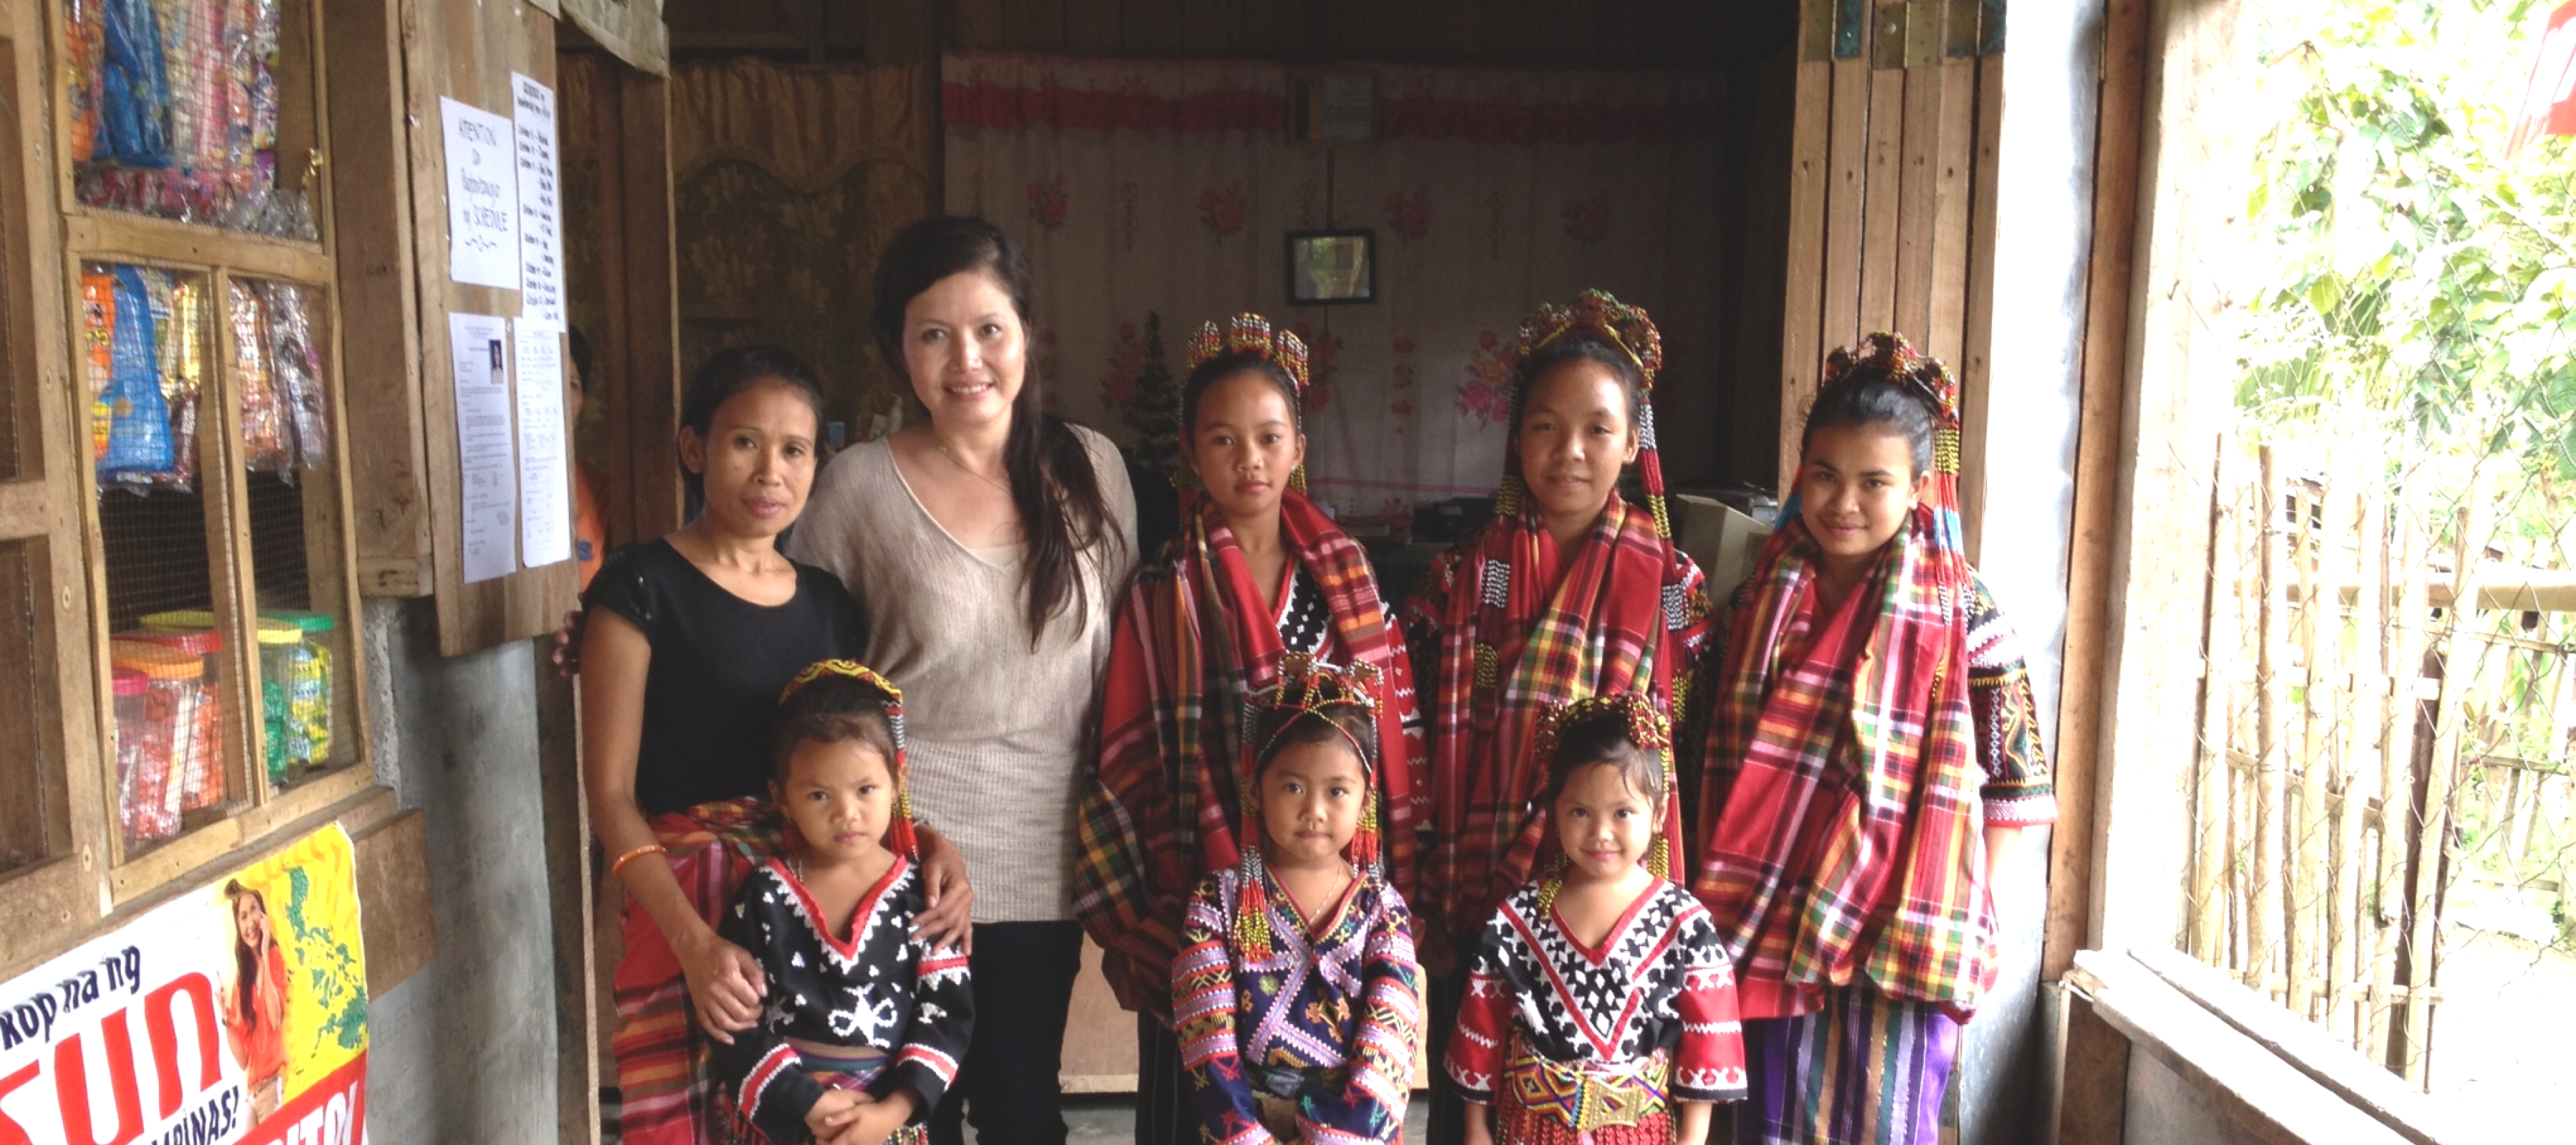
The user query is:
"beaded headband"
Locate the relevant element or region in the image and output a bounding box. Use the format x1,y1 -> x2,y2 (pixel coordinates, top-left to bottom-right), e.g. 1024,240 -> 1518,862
1253,652 -> 1382,769
1532,691 -> 1679,902
776,659 -> 917,859
1186,313 -> 1311,396
1515,288 -> 1664,391
1820,331 -> 1962,476
1231,653 -> 1386,961
1496,288 -> 1677,542
1181,313 -> 1312,495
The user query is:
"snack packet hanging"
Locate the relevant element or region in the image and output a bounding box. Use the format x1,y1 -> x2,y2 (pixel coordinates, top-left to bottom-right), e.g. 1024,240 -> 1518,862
258,281 -> 331,470
229,279 -> 290,472
82,271 -> 117,461
68,0 -> 106,164
99,266 -> 174,479
167,275 -> 205,487
99,0 -> 172,167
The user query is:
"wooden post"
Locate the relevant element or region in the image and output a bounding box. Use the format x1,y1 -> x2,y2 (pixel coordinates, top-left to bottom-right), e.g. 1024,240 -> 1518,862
2338,478 -> 2388,1048
2250,447 -> 2290,998
1776,48 -> 1833,498
2190,435 -> 2239,962
2367,498 -> 2429,1063
2399,471 -> 2494,1084
2289,470 -> 2331,1020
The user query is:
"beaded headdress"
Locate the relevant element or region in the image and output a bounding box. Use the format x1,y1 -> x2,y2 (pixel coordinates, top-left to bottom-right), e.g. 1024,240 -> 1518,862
777,660 -> 918,859
1531,690 -> 1679,911
1231,653 -> 1384,960
1184,313 -> 1312,493
1497,290 -> 1675,542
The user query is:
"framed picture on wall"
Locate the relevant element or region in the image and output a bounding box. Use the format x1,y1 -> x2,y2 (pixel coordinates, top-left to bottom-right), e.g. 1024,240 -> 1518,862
1286,230 -> 1375,304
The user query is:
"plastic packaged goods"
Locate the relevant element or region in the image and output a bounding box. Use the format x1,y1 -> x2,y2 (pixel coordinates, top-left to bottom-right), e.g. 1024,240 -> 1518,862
99,266 -> 174,479
155,271 -> 205,487
260,609 -> 332,769
258,281 -> 330,469
228,278 -> 290,472
69,1 -> 105,164
73,0 -> 302,234
130,615 -> 229,811
82,271 -> 116,461
109,640 -> 197,844
98,0 -> 172,167
251,618 -> 299,784
109,668 -> 158,840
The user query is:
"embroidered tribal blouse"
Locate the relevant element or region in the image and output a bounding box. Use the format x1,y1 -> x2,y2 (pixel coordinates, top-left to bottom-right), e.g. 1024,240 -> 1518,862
1446,880 -> 1747,1106
1173,866 -> 1423,1145
713,857 -> 974,1143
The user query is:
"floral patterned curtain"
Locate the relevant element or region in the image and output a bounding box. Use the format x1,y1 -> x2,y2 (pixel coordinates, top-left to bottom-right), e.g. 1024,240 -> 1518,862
943,52 -> 1719,519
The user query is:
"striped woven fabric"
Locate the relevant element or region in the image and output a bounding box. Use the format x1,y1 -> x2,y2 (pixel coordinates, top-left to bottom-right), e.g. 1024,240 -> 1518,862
608,799 -> 784,1145
1074,491 -> 1423,1016
1403,496 -> 1712,948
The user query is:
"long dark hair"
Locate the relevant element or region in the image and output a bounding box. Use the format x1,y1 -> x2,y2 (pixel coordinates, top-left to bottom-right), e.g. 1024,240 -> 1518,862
872,216 -> 1124,645
676,344 -> 826,502
226,880 -> 267,1028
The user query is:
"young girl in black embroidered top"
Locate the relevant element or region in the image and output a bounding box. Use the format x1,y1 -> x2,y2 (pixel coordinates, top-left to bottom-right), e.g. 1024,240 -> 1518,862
713,662 -> 975,1145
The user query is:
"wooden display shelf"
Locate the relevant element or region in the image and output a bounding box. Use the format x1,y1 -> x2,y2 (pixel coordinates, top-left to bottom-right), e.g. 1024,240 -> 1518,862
65,208 -> 336,284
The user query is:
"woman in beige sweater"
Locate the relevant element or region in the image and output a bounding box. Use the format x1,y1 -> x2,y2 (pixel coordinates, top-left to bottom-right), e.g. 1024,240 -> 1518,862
789,215 -> 1136,1145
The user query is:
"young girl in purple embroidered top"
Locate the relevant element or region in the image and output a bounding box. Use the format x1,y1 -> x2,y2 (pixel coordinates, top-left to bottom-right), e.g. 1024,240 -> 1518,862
1171,656 -> 1422,1144
714,663 -> 974,1145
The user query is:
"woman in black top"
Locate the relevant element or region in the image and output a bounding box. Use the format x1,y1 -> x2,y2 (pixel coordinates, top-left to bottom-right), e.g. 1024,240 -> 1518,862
580,346 -> 964,1145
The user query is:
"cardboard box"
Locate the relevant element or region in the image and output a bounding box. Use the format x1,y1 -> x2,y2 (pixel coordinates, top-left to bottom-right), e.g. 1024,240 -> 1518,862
1671,493 -> 1773,603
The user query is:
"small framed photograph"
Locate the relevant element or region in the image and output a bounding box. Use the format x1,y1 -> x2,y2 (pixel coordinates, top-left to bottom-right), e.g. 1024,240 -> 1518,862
1285,230 -> 1376,305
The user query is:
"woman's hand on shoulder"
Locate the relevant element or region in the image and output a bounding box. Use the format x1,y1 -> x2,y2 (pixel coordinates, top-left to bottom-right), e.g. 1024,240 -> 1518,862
550,609 -> 588,678
676,928 -> 766,1043
912,826 -> 975,952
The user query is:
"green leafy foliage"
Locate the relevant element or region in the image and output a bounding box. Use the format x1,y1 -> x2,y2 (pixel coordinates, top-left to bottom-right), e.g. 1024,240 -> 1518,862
2240,0 -> 2575,512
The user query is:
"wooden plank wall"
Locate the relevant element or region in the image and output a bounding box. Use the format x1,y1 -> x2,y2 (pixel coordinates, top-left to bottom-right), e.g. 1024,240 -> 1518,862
1774,0 -> 2001,502
656,0 -> 1734,68
394,0 -> 580,655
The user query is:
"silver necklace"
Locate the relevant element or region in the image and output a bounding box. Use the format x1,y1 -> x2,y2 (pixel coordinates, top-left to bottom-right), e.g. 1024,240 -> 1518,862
932,439 -> 1012,496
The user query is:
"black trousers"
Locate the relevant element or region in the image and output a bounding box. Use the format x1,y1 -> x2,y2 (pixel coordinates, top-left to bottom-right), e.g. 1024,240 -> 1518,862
927,920 -> 1083,1145
1423,970 -> 1468,1145
1132,1013 -> 1190,1145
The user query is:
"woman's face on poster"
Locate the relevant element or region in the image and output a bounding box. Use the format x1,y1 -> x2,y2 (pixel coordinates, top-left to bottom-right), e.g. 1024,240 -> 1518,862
235,891 -> 271,950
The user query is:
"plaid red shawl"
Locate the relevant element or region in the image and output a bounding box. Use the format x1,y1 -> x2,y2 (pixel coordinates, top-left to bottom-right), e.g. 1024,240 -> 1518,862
1694,507 -> 1999,1018
1074,492 -> 1420,1015
611,799 -> 785,1145
1407,496 -> 1710,947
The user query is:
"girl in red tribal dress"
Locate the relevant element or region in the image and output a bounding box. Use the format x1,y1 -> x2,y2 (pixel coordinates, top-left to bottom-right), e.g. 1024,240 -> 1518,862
1075,315 -> 1423,1145
1694,334 -> 2055,1145
1405,291 -> 1714,1145
1447,694 -> 1746,1145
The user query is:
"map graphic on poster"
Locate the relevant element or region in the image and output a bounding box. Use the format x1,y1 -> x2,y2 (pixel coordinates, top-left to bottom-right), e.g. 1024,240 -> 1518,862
0,825 -> 371,1145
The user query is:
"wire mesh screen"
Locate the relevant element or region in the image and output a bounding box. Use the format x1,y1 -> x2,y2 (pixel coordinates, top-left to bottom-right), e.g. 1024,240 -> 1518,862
63,0 -> 317,239
91,261 -> 238,859
235,278 -> 348,788
0,538 -> 57,875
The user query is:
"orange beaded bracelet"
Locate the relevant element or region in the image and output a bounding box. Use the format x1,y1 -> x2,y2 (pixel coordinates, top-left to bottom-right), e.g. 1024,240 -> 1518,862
609,843 -> 667,881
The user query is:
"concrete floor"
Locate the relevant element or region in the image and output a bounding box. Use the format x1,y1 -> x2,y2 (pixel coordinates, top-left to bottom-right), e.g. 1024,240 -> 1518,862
1026,1095 -> 1434,1144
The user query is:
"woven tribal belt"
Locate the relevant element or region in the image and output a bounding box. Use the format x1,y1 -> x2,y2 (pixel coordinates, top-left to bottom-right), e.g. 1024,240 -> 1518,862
1498,1040 -> 1672,1131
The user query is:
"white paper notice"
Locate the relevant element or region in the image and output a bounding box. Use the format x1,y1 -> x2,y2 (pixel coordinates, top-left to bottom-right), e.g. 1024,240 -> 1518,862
441,97 -> 520,289
449,313 -> 518,583
511,74 -> 565,330
515,326 -> 572,567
